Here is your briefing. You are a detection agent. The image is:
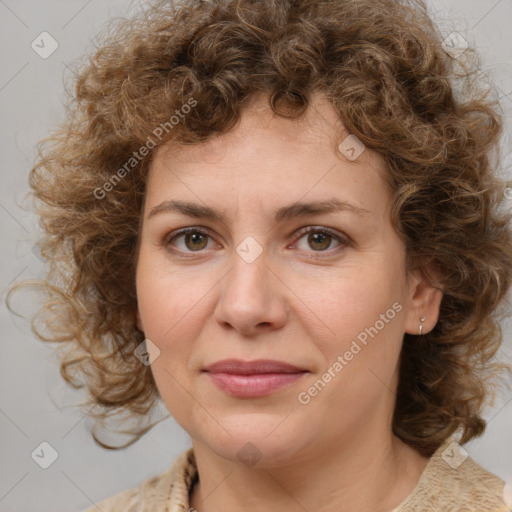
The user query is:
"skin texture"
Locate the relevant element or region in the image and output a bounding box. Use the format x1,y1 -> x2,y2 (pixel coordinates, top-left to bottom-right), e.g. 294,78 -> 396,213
135,93 -> 443,512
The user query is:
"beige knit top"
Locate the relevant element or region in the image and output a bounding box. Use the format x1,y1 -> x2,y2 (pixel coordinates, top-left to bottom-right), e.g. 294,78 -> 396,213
86,437 -> 510,512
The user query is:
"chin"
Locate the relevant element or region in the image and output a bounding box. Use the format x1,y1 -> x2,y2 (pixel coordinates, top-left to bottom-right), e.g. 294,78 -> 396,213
194,418 -> 313,468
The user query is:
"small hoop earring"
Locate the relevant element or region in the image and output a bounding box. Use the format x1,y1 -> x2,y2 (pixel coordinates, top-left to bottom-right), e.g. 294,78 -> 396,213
419,317 -> 426,335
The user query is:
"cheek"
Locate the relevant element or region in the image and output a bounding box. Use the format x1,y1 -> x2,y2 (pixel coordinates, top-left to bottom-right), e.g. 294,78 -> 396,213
301,262 -> 406,338
299,259 -> 407,387
136,248 -> 215,339
135,256 -> 208,421
135,254 -> 213,408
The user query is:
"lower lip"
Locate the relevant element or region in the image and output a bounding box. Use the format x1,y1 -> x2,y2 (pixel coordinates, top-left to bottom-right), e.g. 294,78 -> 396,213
205,372 -> 306,397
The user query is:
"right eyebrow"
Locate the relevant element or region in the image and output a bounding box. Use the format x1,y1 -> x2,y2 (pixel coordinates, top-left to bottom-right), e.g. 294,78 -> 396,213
147,200 -> 224,222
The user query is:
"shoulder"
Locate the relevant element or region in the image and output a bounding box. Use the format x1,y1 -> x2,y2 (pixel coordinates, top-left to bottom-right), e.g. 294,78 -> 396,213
393,440 -> 509,512
83,448 -> 197,512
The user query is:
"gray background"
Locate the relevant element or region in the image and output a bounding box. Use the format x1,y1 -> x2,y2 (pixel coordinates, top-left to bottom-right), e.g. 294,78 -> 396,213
0,1 -> 511,511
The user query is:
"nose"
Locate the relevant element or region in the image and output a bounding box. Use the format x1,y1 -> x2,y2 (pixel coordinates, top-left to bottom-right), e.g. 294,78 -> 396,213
213,250 -> 288,336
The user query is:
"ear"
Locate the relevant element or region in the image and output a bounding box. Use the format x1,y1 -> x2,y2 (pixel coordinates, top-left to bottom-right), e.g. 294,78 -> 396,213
404,267 -> 443,336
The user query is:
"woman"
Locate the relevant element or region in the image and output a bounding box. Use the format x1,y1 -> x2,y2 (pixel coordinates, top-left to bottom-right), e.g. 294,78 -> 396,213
17,0 -> 512,510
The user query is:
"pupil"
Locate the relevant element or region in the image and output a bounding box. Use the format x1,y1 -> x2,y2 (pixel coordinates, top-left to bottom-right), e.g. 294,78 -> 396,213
308,232 -> 331,251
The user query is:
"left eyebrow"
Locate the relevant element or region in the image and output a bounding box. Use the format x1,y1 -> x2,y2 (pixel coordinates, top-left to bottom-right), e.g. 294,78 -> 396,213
274,199 -> 370,222
146,198 -> 370,222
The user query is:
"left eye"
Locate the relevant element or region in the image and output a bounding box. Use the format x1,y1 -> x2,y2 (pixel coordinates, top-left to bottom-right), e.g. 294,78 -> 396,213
295,228 -> 344,252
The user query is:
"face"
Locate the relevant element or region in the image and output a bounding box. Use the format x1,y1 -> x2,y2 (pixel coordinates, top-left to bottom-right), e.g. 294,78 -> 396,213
135,93 -> 441,467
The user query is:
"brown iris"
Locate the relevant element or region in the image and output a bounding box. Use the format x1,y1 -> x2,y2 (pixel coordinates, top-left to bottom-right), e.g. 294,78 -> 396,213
308,232 -> 331,251
185,232 -> 208,251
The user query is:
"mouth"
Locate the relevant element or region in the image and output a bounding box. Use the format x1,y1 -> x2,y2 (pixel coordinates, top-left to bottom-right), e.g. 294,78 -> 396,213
202,359 -> 308,398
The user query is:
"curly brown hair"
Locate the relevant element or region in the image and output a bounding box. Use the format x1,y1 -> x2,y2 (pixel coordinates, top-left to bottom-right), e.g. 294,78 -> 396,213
9,0 -> 512,457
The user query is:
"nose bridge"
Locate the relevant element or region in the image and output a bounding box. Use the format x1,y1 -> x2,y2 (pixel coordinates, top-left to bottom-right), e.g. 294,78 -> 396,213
225,244 -> 269,304
226,229 -> 267,289
214,242 -> 287,333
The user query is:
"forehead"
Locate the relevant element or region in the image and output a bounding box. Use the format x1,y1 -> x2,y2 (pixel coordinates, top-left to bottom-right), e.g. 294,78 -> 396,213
155,93 -> 364,163
145,92 -> 390,217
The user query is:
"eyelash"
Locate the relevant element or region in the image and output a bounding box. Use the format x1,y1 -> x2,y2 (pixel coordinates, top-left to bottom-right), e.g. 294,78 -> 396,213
162,226 -> 351,259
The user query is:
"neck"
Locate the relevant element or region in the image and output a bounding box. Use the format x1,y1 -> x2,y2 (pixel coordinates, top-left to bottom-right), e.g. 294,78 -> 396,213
189,431 -> 429,512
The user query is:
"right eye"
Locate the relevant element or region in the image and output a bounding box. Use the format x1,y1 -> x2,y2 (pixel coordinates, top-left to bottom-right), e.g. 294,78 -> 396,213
164,227 -> 219,253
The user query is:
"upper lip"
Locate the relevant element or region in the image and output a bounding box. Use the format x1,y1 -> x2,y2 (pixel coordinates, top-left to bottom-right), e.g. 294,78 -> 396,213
203,359 -> 307,375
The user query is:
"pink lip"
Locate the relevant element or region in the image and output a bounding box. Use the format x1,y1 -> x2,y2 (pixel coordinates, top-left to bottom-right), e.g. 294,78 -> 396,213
203,359 -> 308,398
